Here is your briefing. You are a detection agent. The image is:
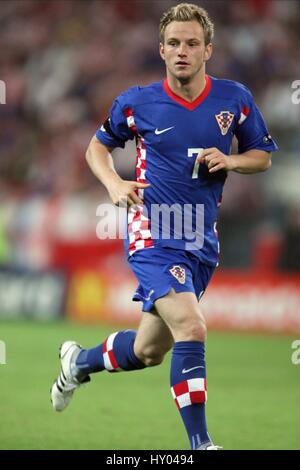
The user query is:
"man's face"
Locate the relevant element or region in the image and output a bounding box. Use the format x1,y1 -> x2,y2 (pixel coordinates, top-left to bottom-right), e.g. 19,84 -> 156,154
160,20 -> 212,82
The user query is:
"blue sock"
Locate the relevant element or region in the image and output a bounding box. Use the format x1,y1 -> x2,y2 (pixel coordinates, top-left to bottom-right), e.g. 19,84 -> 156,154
75,330 -> 145,378
170,341 -> 210,450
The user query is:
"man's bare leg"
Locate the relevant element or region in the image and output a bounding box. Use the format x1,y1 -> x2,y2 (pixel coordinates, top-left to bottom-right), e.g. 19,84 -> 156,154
153,289 -> 212,450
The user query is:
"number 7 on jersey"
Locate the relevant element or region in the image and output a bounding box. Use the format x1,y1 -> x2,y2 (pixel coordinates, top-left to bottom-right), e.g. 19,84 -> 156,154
188,148 -> 204,179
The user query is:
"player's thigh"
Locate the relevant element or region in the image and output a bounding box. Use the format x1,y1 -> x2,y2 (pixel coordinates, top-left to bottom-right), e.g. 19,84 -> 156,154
154,289 -> 207,342
134,310 -> 174,362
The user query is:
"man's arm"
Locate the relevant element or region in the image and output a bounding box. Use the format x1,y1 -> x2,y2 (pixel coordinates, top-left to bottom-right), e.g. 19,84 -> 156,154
86,135 -> 150,206
196,148 -> 271,174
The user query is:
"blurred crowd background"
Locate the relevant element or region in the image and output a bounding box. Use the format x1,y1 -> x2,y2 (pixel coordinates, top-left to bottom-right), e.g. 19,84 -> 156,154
1,0 -> 300,273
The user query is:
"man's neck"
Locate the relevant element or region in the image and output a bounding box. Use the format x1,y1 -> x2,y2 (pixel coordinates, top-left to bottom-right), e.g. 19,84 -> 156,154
166,71 -> 207,102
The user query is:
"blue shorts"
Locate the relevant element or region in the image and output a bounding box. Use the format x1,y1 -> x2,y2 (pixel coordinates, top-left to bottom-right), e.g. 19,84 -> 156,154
128,247 -> 215,312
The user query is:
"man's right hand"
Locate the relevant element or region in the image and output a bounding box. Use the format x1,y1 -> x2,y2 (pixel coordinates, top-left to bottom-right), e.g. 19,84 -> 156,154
108,179 -> 151,207
85,136 -> 150,206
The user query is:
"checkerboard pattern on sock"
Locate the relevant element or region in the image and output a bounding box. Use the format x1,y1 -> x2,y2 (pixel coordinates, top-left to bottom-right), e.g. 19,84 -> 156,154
75,330 -> 145,378
170,341 -> 211,450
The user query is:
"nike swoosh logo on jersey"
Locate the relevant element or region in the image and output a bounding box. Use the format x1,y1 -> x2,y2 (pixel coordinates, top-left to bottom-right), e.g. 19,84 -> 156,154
182,366 -> 205,374
155,126 -> 175,135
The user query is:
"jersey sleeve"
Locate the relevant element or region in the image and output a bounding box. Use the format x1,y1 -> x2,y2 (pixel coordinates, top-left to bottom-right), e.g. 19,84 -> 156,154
234,88 -> 278,154
95,98 -> 135,149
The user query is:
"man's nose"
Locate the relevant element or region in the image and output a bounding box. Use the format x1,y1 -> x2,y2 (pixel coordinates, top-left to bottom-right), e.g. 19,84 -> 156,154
178,43 -> 188,56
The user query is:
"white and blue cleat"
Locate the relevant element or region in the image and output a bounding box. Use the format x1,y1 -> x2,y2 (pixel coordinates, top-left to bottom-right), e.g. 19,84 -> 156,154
197,441 -> 223,450
50,341 -> 90,412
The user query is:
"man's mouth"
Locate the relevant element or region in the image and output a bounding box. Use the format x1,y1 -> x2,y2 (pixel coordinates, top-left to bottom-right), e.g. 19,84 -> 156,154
175,61 -> 189,66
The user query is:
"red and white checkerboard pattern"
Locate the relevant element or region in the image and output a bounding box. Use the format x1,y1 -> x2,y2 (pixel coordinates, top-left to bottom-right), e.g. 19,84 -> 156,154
102,332 -> 122,372
128,205 -> 153,255
124,107 -> 137,133
124,109 -> 153,256
238,105 -> 250,125
171,378 -> 207,409
215,111 -> 234,136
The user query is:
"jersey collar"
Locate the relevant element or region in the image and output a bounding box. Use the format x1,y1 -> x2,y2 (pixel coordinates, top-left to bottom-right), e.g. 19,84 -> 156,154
163,75 -> 212,111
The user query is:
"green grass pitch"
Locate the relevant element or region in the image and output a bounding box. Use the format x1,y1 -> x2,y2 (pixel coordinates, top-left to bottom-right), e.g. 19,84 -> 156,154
0,320 -> 299,450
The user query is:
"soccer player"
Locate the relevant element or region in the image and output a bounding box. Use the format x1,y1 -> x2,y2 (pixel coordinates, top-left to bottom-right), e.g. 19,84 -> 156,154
51,3 -> 278,450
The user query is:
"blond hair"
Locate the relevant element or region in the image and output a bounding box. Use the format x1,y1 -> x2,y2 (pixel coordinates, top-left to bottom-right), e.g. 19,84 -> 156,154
159,3 -> 214,46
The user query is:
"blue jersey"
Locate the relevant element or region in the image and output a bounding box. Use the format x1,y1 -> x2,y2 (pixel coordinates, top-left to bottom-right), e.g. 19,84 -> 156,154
96,75 -> 278,266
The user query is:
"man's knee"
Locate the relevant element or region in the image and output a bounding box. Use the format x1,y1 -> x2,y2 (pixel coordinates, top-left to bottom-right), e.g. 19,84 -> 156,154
184,322 -> 207,342
155,291 -> 207,342
135,344 -> 170,367
174,316 -> 207,342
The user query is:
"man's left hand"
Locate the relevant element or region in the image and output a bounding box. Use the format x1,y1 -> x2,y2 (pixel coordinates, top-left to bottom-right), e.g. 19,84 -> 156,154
197,148 -> 233,173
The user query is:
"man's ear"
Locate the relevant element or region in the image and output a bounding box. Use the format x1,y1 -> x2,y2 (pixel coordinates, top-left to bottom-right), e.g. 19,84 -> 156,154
159,42 -> 165,61
204,43 -> 213,62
